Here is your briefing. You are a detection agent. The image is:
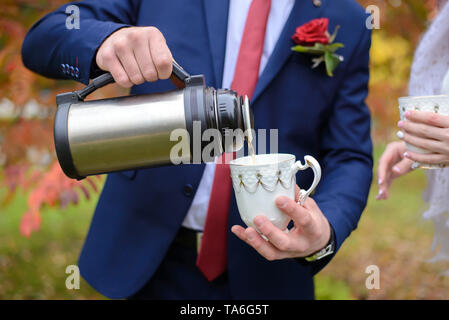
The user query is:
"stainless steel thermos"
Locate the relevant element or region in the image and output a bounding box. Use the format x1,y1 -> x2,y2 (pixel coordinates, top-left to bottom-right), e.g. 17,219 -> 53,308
54,61 -> 253,180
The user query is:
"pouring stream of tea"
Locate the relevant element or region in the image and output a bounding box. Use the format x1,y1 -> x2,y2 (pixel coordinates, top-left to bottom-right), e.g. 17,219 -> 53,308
246,134 -> 256,164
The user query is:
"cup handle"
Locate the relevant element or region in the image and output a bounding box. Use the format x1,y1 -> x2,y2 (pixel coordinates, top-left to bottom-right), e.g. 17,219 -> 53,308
291,156 -> 322,205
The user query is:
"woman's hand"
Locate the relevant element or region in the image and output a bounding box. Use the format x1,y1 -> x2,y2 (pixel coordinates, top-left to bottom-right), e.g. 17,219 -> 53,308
397,110 -> 449,165
96,26 -> 173,88
377,141 -> 414,200
378,110 -> 449,200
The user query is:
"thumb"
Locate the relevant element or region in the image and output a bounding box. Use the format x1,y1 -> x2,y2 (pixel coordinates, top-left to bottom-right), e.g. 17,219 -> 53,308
276,196 -> 314,229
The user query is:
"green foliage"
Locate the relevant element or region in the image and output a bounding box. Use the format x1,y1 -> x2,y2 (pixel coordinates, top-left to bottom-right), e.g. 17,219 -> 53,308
315,275 -> 354,300
323,51 -> 342,77
0,185 -> 104,299
291,42 -> 344,55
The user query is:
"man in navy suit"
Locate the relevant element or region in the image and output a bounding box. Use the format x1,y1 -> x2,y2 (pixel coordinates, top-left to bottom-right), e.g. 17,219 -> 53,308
22,0 -> 373,299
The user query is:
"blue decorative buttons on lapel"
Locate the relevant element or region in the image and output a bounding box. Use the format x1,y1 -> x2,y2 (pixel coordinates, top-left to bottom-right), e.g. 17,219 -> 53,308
61,63 -> 67,75
60,64 -> 79,79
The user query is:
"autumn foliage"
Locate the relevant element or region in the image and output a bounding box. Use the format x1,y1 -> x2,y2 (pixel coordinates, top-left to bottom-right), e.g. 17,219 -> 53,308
0,0 -> 108,237
358,0 -> 441,139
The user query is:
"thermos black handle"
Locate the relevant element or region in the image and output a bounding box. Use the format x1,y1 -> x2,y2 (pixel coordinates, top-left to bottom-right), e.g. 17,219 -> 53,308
73,60 -> 191,102
171,60 -> 191,87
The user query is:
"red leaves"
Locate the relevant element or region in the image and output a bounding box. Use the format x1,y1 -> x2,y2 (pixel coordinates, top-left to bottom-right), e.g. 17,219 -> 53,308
2,161 -> 103,237
79,185 -> 90,200
3,164 -> 28,192
85,178 -> 98,193
0,0 -> 109,237
19,162 -> 103,236
20,209 -> 41,237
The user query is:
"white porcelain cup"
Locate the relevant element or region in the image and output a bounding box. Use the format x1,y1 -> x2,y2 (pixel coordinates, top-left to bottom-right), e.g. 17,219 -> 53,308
398,95 -> 449,169
229,153 -> 321,231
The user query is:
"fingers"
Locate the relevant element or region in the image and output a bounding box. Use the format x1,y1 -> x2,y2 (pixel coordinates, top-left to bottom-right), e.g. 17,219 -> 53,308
398,130 -> 447,154
95,26 -> 173,88
231,225 -> 285,261
398,120 -> 447,141
377,142 -> 406,200
253,216 -> 292,251
133,37 -> 158,82
404,150 -> 449,165
391,157 -> 414,179
275,196 -> 318,237
377,157 -> 414,200
398,113 -> 449,156
147,27 -> 173,79
404,110 -> 449,128
115,41 -> 145,85
232,196 -> 330,260
98,48 -> 133,88
378,142 -> 405,185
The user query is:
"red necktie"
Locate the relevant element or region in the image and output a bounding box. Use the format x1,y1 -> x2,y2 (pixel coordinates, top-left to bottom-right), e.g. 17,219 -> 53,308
196,0 -> 272,282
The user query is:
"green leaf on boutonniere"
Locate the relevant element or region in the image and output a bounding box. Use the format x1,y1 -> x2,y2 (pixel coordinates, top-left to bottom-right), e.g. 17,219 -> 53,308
325,42 -> 344,53
328,25 -> 341,43
291,42 -> 344,55
291,43 -> 326,55
324,51 -> 343,77
291,24 -> 344,77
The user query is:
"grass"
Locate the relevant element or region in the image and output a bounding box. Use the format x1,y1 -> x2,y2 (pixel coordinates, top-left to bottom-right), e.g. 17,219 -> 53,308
315,145 -> 449,299
0,188 -> 104,299
1,145 -> 448,299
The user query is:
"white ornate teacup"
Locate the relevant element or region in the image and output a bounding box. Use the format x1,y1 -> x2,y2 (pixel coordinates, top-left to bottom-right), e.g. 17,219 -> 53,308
398,95 -> 449,169
229,153 -> 321,231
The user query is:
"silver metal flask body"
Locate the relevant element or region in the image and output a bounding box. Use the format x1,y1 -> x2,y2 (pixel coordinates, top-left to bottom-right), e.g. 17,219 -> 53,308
66,90 -> 187,177
54,63 -> 253,180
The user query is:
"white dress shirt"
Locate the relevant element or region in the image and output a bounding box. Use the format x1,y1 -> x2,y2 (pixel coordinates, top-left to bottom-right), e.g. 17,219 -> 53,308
182,0 -> 295,231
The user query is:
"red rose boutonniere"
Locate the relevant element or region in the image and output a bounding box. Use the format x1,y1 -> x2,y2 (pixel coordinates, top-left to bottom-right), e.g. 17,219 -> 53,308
291,18 -> 344,77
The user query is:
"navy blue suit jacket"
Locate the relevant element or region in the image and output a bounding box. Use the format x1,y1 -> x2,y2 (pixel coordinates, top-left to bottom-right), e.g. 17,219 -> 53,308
22,0 -> 373,299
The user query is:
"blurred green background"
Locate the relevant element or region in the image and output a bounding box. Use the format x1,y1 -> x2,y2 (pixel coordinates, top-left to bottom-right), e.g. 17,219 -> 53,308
1,0 -> 449,299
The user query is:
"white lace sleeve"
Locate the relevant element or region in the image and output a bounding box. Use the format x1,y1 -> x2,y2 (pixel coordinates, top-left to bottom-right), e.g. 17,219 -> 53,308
408,0 -> 449,267
423,169 -> 449,266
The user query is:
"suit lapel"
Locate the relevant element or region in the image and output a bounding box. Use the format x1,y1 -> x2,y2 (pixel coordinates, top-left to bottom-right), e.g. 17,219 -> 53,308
202,0 -> 230,87
251,0 -> 325,104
